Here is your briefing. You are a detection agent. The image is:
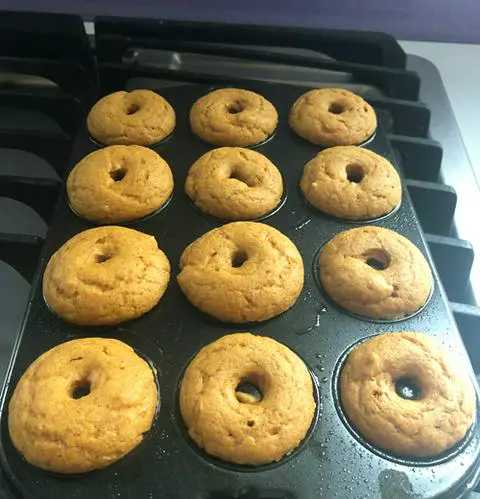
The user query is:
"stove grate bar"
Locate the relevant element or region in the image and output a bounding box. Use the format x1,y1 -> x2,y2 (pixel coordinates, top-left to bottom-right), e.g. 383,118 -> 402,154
0,90 -> 83,136
425,234 -> 474,304
95,17 -> 408,69
388,134 -> 443,182
96,34 -> 419,100
406,179 -> 456,236
0,130 -> 71,179
0,233 -> 43,284
0,176 -> 60,225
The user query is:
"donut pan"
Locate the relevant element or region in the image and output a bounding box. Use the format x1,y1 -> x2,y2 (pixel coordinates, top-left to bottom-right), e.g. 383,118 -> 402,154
1,83 -> 479,499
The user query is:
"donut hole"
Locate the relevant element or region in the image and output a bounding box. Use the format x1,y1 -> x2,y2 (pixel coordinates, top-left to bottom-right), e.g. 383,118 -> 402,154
235,378 -> 263,404
395,376 -> 422,401
95,251 -> 113,264
110,167 -> 126,182
328,102 -> 345,115
229,166 -> 254,187
231,249 -> 249,268
125,103 -> 140,115
363,249 -> 391,271
346,163 -> 365,183
227,101 -> 245,114
71,379 -> 91,399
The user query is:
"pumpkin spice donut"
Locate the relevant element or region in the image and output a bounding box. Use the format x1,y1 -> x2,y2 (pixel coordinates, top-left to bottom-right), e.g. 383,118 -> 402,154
43,226 -> 170,325
177,222 -> 304,322
189,88 -> 278,147
290,88 -> 377,146
185,147 -> 283,220
87,89 -> 176,146
319,226 -> 432,319
300,146 -> 401,220
67,145 -> 174,223
8,337 -> 158,473
340,332 -> 476,457
180,332 -> 316,465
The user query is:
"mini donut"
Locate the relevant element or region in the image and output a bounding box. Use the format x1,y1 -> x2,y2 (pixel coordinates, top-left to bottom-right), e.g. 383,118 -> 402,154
185,147 -> 283,220
87,90 -> 175,146
67,145 -> 174,223
180,332 -> 316,465
189,88 -> 278,147
177,222 -> 304,322
340,332 -> 476,457
8,337 -> 158,473
43,226 -> 170,325
300,146 -> 401,220
290,88 -> 377,146
319,226 -> 432,319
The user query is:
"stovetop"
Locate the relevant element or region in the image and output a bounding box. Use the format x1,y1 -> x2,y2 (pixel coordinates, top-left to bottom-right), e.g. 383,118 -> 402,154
1,11 -> 480,498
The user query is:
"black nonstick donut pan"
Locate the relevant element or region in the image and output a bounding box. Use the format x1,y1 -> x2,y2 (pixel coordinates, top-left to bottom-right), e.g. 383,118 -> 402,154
0,83 -> 479,499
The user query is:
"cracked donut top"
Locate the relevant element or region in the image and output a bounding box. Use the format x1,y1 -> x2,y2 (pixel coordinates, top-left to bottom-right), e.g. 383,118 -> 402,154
300,146 -> 401,220
8,337 -> 158,473
185,147 -> 283,220
189,88 -> 278,147
67,145 -> 174,223
289,88 -> 377,146
177,222 -> 304,322
179,332 -> 316,465
87,90 -> 176,146
340,332 -> 476,457
319,226 -> 432,319
43,226 -> 170,325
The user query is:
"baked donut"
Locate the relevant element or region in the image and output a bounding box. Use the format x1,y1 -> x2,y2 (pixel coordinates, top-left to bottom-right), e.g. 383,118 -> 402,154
289,88 -> 377,146
177,222 -> 304,322
180,333 -> 316,465
340,332 -> 476,457
300,146 -> 401,220
189,88 -> 278,146
67,145 -> 174,223
319,226 -> 432,319
185,147 -> 283,220
8,337 -> 158,473
87,90 -> 175,146
43,226 -> 170,325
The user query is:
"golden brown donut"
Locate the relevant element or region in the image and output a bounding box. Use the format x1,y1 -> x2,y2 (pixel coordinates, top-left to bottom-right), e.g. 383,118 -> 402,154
319,226 -> 432,319
8,337 -> 158,473
185,147 -> 283,220
189,88 -> 278,146
67,145 -> 174,223
87,90 -> 175,146
43,226 -> 170,325
180,333 -> 316,465
177,222 -> 304,322
290,88 -> 377,146
300,146 -> 401,220
340,332 -> 476,457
